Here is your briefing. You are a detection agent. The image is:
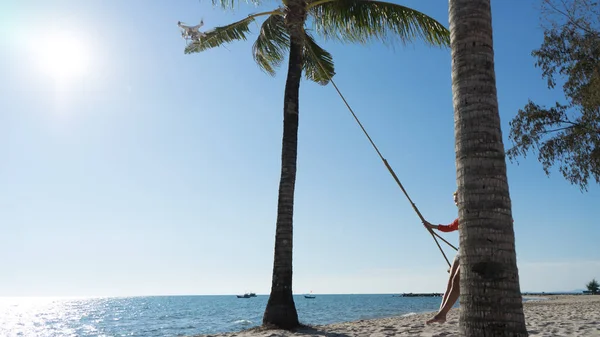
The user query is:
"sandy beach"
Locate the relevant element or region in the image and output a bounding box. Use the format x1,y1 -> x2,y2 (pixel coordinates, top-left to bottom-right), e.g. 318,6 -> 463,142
197,295 -> 600,337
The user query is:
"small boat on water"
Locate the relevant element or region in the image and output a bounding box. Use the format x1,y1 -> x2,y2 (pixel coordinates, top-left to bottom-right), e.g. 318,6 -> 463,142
236,292 -> 257,298
304,295 -> 316,299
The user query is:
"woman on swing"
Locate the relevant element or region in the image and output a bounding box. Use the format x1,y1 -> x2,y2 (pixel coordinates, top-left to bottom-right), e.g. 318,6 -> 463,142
423,190 -> 460,324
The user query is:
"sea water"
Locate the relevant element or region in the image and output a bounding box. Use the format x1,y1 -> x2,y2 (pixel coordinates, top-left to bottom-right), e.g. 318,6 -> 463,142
0,294 -> 447,336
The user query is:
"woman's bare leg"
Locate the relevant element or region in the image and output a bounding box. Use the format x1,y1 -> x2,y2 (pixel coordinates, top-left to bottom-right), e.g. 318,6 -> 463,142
426,257 -> 460,324
438,263 -> 457,311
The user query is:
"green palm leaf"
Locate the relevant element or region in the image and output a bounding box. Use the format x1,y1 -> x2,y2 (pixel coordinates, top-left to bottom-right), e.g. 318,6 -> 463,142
252,14 -> 289,76
303,32 -> 335,85
212,0 -> 262,10
309,0 -> 450,47
185,16 -> 255,54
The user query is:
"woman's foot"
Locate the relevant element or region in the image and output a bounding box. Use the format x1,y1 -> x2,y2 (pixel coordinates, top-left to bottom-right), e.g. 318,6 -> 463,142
426,314 -> 446,324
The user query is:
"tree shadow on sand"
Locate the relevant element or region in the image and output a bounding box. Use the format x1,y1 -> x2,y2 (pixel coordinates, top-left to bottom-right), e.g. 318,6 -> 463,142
293,325 -> 352,337
237,324 -> 352,337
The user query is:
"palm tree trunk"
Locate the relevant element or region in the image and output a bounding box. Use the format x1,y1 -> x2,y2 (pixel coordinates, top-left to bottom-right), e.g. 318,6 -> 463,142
448,0 -> 528,336
262,10 -> 304,329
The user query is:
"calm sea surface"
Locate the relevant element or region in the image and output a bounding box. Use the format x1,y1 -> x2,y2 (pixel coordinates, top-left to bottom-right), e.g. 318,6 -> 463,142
0,294 -> 443,336
1,294 -> 542,337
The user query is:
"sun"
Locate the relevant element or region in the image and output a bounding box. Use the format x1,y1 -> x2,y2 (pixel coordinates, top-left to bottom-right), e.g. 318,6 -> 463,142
33,30 -> 91,85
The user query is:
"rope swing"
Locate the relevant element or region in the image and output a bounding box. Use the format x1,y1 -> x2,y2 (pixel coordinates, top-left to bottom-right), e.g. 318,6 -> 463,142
305,43 -> 458,268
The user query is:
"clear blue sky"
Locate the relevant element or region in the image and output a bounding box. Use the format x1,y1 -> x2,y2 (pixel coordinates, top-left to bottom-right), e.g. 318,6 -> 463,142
0,0 -> 598,297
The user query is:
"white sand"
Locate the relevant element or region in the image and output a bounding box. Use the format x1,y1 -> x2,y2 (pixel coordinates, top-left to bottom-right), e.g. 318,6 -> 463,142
197,295 -> 600,337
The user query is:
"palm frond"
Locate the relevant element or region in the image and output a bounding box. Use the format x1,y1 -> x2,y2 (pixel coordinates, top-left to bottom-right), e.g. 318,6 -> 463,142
303,32 -> 335,85
212,0 -> 262,10
309,0 -> 450,47
252,14 -> 289,76
185,16 -> 255,54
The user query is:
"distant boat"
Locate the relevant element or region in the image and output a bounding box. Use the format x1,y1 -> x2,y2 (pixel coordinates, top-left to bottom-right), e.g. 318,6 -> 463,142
236,292 -> 257,298
304,295 -> 316,299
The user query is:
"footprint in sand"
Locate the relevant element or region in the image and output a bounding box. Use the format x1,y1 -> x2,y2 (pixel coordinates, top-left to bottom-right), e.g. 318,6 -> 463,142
380,325 -> 396,331
378,326 -> 398,336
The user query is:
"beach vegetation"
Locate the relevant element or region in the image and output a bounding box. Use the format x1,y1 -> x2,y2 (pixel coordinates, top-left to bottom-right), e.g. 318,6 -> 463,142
586,278 -> 599,294
507,0 -> 600,191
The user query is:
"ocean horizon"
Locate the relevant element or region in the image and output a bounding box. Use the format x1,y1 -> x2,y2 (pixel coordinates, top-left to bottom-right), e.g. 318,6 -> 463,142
0,293 -> 553,337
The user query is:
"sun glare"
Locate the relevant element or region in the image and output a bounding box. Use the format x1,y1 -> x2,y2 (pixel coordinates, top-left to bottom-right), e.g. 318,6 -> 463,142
33,30 -> 91,85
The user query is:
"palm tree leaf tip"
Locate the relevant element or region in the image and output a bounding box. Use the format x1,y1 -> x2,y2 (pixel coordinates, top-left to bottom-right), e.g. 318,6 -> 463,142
253,15 -> 290,76
309,0 -> 450,47
212,0 -> 262,10
303,32 -> 335,85
185,17 -> 256,54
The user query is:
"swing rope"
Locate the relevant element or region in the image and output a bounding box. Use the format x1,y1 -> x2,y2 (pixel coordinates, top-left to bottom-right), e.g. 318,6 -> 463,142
305,43 -> 457,267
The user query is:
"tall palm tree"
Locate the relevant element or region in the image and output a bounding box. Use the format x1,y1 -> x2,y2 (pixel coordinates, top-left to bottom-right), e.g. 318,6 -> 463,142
448,0 -> 528,335
184,0 -> 449,329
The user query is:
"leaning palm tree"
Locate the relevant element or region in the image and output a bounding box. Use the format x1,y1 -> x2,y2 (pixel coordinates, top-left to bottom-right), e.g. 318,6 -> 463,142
184,0 -> 449,329
448,0 -> 528,335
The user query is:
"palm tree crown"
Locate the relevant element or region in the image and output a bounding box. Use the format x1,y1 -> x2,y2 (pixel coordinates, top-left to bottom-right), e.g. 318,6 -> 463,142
185,0 -> 449,85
